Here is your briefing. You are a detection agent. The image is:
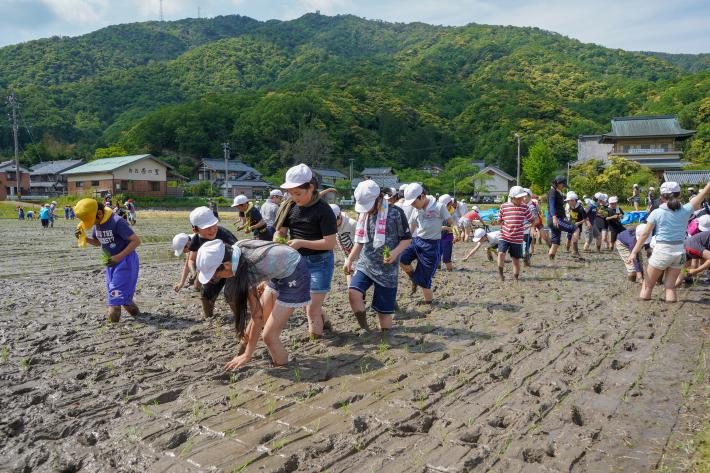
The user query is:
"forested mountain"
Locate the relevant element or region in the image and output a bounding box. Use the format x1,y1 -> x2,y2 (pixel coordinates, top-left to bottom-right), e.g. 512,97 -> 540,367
0,13 -> 707,178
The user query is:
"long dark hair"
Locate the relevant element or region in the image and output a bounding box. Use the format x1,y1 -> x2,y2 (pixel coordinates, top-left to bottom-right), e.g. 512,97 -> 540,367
661,192 -> 681,211
368,192 -> 386,216
222,246 -> 260,339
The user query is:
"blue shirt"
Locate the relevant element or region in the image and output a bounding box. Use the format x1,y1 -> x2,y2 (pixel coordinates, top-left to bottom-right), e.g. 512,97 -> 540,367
93,213 -> 135,256
39,207 -> 50,219
647,203 -> 693,242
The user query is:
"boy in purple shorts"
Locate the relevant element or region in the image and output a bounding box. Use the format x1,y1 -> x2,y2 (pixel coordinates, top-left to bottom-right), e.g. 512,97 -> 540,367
74,198 -> 141,323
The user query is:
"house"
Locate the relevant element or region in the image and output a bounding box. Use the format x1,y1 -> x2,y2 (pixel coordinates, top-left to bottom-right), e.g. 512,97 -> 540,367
599,115 -> 695,175
421,165 -> 443,176
313,168 -> 347,187
30,159 -> 84,196
0,161 -> 31,200
355,167 -> 399,190
577,135 -> 613,164
475,166 -> 515,197
62,154 -> 173,197
196,158 -> 272,198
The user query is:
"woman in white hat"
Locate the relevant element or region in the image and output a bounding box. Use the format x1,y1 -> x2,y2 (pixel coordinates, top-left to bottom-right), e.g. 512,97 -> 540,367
196,239 -> 311,370
275,164 -> 337,337
344,180 -> 412,331
627,181 -> 710,302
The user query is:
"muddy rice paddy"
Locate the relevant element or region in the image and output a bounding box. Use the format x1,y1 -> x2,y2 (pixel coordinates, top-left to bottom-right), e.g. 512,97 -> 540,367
1,215 -> 708,472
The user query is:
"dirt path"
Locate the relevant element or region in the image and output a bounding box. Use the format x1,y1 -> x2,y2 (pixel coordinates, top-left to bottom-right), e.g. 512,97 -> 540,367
1,218 -> 708,472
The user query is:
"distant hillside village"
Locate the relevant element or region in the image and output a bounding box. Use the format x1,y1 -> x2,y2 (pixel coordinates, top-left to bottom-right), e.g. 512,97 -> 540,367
1,114 -> 707,202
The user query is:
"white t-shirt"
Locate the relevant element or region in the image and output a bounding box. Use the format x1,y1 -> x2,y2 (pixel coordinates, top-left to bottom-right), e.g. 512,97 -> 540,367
260,200 -> 280,227
336,216 -> 357,253
486,231 -> 501,247
410,197 -> 451,240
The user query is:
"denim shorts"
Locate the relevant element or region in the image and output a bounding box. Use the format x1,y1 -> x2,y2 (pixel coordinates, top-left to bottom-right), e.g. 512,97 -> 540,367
349,270 -> 397,315
304,251 -> 334,294
498,240 -> 523,259
266,257 -> 311,307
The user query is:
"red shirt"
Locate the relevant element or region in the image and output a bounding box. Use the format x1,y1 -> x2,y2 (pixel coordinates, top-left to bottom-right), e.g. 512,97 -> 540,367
499,202 -> 532,244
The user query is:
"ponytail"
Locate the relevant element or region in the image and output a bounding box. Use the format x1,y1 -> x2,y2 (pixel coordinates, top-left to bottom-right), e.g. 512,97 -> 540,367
662,192 -> 681,211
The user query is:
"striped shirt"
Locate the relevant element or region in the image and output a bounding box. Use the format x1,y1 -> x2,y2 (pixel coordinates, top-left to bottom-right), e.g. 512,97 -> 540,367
499,202 -> 533,244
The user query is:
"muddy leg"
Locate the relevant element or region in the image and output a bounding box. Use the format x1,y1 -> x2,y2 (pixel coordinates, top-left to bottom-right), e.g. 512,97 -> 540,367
201,298 -> 215,319
349,288 -> 369,331
108,306 -> 121,323
123,303 -> 140,317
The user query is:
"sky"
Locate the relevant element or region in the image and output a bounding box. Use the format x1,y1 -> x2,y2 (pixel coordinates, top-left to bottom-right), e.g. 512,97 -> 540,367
1,0 -> 708,53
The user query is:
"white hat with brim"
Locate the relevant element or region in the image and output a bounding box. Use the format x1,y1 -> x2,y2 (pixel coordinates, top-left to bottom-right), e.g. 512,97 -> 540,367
197,240 -> 226,284
354,180 -> 380,213
281,163 -> 313,189
635,224 -> 652,245
698,214 -> 710,233
438,194 -> 453,207
608,196 -> 619,204
472,228 -> 487,242
403,183 -> 424,206
269,189 -> 284,198
189,206 -> 219,229
172,233 -> 191,257
231,195 -> 248,207
508,185 -> 527,199
660,181 -> 681,194
565,191 -> 578,202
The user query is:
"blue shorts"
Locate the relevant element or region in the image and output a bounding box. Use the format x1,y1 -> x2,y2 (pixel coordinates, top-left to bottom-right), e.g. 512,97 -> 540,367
440,233 -> 454,264
267,257 -> 311,307
400,237 -> 440,289
106,251 -> 139,306
498,240 -> 523,259
304,251 -> 334,294
548,219 -> 578,245
349,270 -> 397,315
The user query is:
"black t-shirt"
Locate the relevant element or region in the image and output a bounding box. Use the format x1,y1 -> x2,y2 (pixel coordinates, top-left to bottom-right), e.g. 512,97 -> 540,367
283,198 -> 338,256
547,187 -> 565,219
240,206 -> 268,236
607,207 -> 625,232
187,226 -> 237,252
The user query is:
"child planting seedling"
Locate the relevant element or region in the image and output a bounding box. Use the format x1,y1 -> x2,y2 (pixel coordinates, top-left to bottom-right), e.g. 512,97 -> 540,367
73,198 -> 141,323
344,180 -> 411,331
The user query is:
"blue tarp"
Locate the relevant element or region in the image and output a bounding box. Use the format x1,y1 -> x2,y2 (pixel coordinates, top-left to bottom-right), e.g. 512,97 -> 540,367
478,209 -> 499,222
621,211 -> 648,225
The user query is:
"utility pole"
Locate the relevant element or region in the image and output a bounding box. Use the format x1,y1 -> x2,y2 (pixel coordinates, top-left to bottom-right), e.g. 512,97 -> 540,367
223,142 -> 230,198
349,158 -> 354,182
7,93 -> 21,197
159,0 -> 164,22
197,6 -> 200,18
514,132 -> 521,186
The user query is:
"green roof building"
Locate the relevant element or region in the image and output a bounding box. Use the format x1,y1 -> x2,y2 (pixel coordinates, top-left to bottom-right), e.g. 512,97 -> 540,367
599,115 -> 695,173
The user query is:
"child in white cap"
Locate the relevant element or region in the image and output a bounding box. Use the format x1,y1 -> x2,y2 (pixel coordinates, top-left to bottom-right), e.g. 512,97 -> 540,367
497,186 -> 533,280
187,206 -> 239,318
463,228 -> 501,262
606,196 -> 626,247
627,181 -> 710,302
232,194 -> 270,240
261,189 -> 284,233
615,224 -> 651,282
438,194 -> 456,271
399,183 -> 453,304
344,180 -> 412,331
275,164 -> 338,337
172,232 -> 195,292
563,191 -> 587,258
196,239 -> 311,370
330,203 -> 356,285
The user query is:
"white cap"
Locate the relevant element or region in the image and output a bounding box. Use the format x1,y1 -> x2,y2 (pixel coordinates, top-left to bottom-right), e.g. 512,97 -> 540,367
608,196 -> 618,204
403,183 -> 424,206
635,224 -> 652,245
329,204 -> 341,218
231,194 -> 248,207
398,184 -> 407,192
472,206 -> 479,211
196,239 -> 226,284
189,206 -> 219,229
269,189 -> 284,198
523,188 -> 532,196
438,194 -> 453,207
472,228 -> 487,242
508,185 -> 527,198
51,201 -> 57,205
660,181 -> 681,194
354,180 -> 381,213
633,183 -> 638,187
697,214 -> 710,232
386,187 -> 398,197
593,192 -> 602,199
649,186 -> 655,191
600,194 -> 609,202
565,191 -> 578,201
281,163 -> 313,189
172,233 -> 191,256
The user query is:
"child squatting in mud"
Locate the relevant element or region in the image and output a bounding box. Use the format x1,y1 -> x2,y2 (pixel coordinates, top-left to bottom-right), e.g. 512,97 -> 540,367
73,198 -> 141,323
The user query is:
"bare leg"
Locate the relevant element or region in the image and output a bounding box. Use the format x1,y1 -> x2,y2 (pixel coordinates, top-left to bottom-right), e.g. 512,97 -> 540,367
262,303 -> 296,366
511,257 -> 521,279
640,265 -> 664,300
378,313 -> 393,330
348,288 -> 369,330
108,306 -> 121,323
422,287 -> 434,303
663,268 -> 682,302
497,251 -> 506,280
306,292 -> 326,337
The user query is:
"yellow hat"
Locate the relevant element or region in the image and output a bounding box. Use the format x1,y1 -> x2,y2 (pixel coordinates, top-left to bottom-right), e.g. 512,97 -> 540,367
74,198 -> 98,230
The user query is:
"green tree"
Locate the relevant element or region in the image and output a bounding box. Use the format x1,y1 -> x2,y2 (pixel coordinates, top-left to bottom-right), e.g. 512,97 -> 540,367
94,145 -> 129,160
522,140 -> 558,195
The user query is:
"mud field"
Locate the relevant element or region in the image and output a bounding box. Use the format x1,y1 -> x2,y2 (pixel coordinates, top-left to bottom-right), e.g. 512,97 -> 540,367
1,215 -> 708,473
